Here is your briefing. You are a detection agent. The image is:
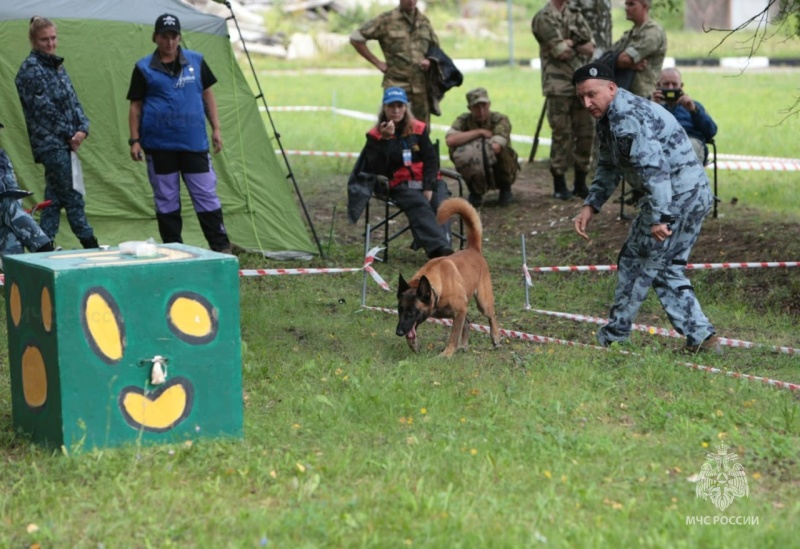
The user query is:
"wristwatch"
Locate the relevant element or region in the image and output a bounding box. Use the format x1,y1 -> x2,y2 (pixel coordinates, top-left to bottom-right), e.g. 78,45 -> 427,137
128,138 -> 140,146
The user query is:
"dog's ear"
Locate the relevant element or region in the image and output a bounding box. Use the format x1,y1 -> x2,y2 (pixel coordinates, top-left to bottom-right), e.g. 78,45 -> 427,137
417,275 -> 433,305
397,273 -> 409,296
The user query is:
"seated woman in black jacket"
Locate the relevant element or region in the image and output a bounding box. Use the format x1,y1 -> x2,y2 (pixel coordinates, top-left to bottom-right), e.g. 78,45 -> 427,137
362,87 -> 453,259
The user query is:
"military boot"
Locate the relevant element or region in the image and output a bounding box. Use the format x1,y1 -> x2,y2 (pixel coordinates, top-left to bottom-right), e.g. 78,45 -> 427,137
572,170 -> 590,199
552,174 -> 573,200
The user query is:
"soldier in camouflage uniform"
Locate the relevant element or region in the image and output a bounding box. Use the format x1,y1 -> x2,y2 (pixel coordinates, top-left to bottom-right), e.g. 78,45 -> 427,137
611,0 -> 667,99
350,0 -> 438,127
445,88 -> 519,207
571,0 -> 613,58
15,16 -> 98,249
532,0 -> 596,200
572,63 -> 718,353
0,125 -> 54,258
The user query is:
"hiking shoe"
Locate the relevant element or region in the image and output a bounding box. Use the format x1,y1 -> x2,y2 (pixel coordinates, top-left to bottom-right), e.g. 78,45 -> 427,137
684,335 -> 722,355
498,189 -> 513,206
468,192 -> 483,208
552,190 -> 573,201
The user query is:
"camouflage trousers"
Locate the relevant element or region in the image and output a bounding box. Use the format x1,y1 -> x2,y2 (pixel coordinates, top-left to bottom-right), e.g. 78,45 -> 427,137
493,146 -> 520,191
546,95 -> 595,175
0,198 -> 51,256
40,149 -> 95,241
597,184 -> 716,348
389,179 -> 452,256
405,88 -> 431,128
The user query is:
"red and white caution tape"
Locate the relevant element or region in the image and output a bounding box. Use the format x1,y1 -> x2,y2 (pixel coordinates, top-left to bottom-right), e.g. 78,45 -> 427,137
364,306 -> 800,392
524,260 -> 800,279
678,361 -> 800,391
527,307 -> 799,355
0,247 -> 391,290
715,159 -> 800,171
278,150 -> 360,159
237,246 -> 390,290
361,248 -> 391,291
718,153 -> 800,162
268,105 -> 800,170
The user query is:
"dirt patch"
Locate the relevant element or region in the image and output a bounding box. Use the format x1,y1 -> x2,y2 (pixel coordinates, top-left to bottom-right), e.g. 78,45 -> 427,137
305,162 -> 800,314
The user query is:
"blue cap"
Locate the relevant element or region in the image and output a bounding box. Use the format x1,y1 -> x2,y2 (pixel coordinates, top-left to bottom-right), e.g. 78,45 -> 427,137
383,87 -> 408,105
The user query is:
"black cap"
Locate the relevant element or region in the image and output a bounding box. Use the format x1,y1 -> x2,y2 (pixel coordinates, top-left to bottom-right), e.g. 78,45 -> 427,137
572,62 -> 616,86
154,13 -> 181,35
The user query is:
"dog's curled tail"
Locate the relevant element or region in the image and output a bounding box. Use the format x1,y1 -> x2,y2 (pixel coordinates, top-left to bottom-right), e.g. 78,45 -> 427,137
436,197 -> 482,253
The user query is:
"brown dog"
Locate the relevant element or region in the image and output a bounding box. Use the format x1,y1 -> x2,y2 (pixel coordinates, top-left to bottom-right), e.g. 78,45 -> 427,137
395,197 -> 500,357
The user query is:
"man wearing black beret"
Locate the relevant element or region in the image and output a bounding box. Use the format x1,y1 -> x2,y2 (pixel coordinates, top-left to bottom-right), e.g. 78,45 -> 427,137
571,62 -> 719,353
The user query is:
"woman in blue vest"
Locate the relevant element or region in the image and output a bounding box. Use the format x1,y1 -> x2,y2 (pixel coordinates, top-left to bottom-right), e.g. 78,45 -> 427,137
127,14 -> 232,254
15,16 -> 99,249
363,87 -> 452,259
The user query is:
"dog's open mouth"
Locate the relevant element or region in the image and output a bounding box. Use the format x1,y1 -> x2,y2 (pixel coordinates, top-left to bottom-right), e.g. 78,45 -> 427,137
406,324 -> 417,341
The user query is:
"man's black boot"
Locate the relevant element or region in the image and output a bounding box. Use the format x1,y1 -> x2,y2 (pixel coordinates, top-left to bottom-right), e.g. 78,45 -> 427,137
572,171 -> 589,198
552,174 -> 572,200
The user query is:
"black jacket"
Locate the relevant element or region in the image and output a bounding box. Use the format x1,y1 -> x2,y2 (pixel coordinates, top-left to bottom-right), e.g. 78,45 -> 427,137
426,45 -> 463,117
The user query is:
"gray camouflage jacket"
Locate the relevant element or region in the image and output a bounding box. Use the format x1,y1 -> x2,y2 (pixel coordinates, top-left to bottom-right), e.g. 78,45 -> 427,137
586,88 -> 709,227
15,50 -> 89,163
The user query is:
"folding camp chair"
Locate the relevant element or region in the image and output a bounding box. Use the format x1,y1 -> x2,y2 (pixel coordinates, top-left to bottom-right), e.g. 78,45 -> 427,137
364,167 -> 466,262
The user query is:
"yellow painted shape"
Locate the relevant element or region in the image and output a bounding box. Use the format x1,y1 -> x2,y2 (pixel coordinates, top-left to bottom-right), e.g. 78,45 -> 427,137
10,283 -> 21,327
21,346 -> 47,408
41,287 -> 52,332
122,385 -> 188,430
170,297 -> 212,338
85,293 -> 123,361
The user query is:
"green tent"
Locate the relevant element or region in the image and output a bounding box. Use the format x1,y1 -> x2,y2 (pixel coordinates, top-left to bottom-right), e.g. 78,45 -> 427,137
0,0 -> 316,257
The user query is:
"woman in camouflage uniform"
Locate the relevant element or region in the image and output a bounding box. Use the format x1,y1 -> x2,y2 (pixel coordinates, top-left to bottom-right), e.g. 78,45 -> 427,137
15,16 -> 98,249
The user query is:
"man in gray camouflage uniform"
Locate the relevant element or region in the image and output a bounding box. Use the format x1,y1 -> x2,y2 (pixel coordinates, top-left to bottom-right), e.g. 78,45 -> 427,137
445,88 -> 519,207
611,0 -> 666,99
0,123 -> 54,259
350,0 -> 438,126
572,63 -> 719,353
532,0 -> 596,200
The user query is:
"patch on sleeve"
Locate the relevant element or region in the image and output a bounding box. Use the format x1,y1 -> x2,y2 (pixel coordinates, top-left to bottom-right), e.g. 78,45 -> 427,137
617,135 -> 633,158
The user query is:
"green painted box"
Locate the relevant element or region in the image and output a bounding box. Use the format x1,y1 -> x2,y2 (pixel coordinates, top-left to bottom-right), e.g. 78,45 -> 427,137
4,243 -> 243,448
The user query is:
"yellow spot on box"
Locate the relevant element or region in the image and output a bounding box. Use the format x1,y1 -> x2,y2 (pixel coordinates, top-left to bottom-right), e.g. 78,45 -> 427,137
169,297 -> 212,338
41,287 -> 52,332
9,283 -> 21,327
122,385 -> 188,430
22,346 -> 47,408
85,292 -> 123,362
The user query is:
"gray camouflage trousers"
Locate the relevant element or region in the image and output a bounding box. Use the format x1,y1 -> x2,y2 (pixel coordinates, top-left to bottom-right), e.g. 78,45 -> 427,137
40,149 -> 95,241
0,198 -> 51,256
597,184 -> 715,347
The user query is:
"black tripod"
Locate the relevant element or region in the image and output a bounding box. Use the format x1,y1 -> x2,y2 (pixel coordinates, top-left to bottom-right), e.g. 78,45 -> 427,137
218,0 -> 324,257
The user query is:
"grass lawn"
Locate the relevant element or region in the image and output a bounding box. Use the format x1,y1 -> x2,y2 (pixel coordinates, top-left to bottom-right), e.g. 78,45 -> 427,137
0,54 -> 799,549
